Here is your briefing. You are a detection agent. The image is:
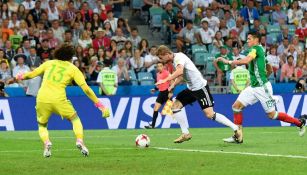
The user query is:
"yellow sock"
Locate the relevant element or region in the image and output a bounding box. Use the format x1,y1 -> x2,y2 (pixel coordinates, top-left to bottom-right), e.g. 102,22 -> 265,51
38,124 -> 49,143
71,116 -> 84,140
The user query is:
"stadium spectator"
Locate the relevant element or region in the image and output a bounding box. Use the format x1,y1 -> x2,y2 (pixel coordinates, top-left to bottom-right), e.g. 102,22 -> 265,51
97,59 -> 118,96
283,44 -> 299,64
262,0 -> 277,22
111,28 -> 127,50
47,0 -> 60,21
109,0 -> 124,18
0,50 -> 9,69
229,1 -> 240,20
144,46 -> 159,80
106,39 -> 118,61
171,10 -> 186,35
130,49 -> 145,76
272,3 -> 287,25
212,31 -> 224,54
17,20 -> 29,37
138,39 -> 150,57
240,1 -> 259,26
202,8 -> 220,32
214,46 -> 233,86
278,26 -> 294,44
196,20 -> 215,51
91,13 -> 103,32
124,40 -> 133,58
295,18 -> 307,42
8,12 -> 20,29
92,0 -> 104,14
219,19 -> 230,39
63,30 -> 74,45
17,4 -> 27,20
97,48 -> 106,62
224,10 -> 236,29
182,1 -> 197,21
62,1 -> 77,26
175,20 -> 197,52
103,21 -> 114,38
0,3 -> 11,23
71,21 -> 83,45
88,56 -> 102,85
75,45 -> 85,61
117,20 -> 131,38
0,60 -> 12,86
12,53 -> 30,87
267,45 -> 281,76
26,48 -> 41,69
29,0 -> 45,23
22,0 -> 35,12
292,36 -> 304,54
104,11 -> 118,32
92,28 -> 111,53
3,41 -> 15,63
162,2 -> 176,44
127,27 -> 142,50
7,0 -> 19,13
294,59 -> 305,81
51,20 -> 65,43
288,1 -> 304,25
78,31 -> 93,49
37,39 -> 52,61
277,37 -> 290,56
232,45 -> 245,65
112,58 -> 131,86
211,1 -> 225,19
280,55 -> 296,82
1,19 -> 14,42
46,29 -> 59,49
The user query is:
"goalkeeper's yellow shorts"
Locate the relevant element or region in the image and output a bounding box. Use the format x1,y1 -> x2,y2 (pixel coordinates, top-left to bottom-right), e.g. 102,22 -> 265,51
36,100 -> 76,124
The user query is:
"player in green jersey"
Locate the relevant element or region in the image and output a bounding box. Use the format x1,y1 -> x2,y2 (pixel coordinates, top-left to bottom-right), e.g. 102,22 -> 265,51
218,32 -> 307,143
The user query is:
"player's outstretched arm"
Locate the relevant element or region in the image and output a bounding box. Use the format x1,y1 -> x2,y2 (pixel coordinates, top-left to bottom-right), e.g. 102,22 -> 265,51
15,62 -> 47,80
156,65 -> 183,85
79,84 -> 110,118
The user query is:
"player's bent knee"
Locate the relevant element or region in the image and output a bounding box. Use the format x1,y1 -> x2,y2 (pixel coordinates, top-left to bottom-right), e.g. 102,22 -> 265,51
38,121 -> 48,127
67,113 -> 78,121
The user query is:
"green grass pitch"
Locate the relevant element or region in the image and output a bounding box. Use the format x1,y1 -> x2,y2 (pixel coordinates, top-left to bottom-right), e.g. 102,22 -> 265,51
1,127 -> 307,175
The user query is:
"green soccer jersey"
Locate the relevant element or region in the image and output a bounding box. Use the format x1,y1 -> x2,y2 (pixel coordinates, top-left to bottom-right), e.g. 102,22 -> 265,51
215,53 -> 233,72
247,45 -> 268,87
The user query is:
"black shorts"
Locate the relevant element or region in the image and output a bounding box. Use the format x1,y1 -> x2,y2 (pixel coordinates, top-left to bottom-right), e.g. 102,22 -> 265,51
176,85 -> 214,109
156,90 -> 169,104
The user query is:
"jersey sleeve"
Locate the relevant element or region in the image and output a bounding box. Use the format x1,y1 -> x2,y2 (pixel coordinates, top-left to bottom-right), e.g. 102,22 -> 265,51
73,68 -> 87,87
247,48 -> 257,59
174,53 -> 185,68
23,62 -> 47,79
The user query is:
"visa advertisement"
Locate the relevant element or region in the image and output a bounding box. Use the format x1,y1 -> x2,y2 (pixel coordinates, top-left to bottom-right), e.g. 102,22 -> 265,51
0,94 -> 306,131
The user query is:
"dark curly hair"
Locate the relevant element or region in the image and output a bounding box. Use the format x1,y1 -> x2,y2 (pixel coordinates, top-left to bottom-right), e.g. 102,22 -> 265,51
53,44 -> 75,61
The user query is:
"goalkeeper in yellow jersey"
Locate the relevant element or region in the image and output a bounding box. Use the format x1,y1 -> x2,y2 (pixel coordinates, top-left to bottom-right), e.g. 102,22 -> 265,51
15,44 -> 110,157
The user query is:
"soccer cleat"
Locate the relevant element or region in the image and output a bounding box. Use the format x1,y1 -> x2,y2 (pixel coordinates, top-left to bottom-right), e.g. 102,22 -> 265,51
298,115 -> 307,137
43,141 -> 52,158
144,124 -> 154,129
76,139 -> 89,157
223,129 -> 243,144
174,133 -> 192,143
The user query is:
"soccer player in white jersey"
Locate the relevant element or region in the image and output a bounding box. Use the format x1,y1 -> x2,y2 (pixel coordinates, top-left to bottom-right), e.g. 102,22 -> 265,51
156,45 -> 240,143
218,32 -> 307,143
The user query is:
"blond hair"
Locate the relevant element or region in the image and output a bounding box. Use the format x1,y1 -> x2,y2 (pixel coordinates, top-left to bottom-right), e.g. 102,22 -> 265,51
156,45 -> 172,56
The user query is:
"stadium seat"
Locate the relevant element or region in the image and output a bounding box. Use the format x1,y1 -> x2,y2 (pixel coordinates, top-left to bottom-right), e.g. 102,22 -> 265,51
149,7 -> 164,33
205,58 -> 216,75
138,72 -> 155,85
131,0 -> 144,10
266,25 -> 281,34
260,15 -> 270,25
267,33 -> 278,45
194,52 -> 214,67
288,25 -> 296,35
191,44 -> 207,55
128,70 -> 138,85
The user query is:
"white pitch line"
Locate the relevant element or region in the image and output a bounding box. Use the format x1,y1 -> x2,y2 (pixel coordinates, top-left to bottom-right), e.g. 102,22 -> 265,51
152,147 -> 307,159
0,147 -> 135,153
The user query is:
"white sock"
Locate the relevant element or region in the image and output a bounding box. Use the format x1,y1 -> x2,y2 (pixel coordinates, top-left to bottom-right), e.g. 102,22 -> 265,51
214,113 -> 238,131
173,109 -> 189,134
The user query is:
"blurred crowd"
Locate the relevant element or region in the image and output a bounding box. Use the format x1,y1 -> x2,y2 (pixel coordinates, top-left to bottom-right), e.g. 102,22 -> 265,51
0,0 -> 306,97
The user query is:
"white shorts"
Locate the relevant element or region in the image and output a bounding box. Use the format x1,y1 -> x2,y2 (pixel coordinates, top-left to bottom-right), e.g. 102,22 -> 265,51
237,82 -> 276,113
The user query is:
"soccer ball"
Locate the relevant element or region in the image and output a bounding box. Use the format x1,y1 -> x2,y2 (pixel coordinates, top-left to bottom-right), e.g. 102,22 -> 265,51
135,134 -> 150,148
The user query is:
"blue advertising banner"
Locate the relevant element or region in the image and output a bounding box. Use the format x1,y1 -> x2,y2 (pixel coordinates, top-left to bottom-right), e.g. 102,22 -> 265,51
0,94 -> 306,131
